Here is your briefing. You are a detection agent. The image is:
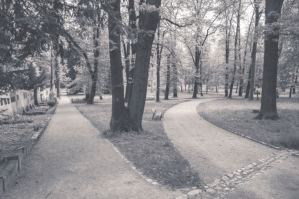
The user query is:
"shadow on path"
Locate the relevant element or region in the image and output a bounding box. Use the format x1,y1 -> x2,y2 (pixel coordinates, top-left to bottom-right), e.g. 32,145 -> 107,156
164,99 -> 299,199
1,95 -> 181,199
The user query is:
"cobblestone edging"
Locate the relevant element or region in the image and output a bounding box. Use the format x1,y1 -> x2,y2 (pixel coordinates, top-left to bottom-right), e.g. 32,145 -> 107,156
175,149 -> 299,199
104,134 -> 298,199
0,104 -> 58,196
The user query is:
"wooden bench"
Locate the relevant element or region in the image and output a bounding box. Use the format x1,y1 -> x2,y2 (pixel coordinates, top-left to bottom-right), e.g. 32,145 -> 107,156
151,108 -> 163,120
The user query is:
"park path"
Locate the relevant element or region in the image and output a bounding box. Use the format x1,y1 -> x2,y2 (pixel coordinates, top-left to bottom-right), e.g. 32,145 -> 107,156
164,99 -> 299,199
0,94 -> 182,199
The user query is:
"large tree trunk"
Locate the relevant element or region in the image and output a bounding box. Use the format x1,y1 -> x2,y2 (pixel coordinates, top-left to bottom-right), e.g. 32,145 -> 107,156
257,0 -> 284,119
107,0 -> 126,131
124,0 -> 137,106
249,2 -> 262,101
129,0 -> 161,132
165,54 -> 171,100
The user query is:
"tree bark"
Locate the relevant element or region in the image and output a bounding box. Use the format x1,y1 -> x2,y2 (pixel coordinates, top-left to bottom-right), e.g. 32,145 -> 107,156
156,21 -> 162,102
129,0 -> 161,132
228,0 -> 241,99
238,19 -> 243,96
87,4 -> 100,104
249,1 -> 262,100
225,11 -> 233,97
54,36 -> 60,98
34,85 -> 38,105
165,54 -> 171,100
243,12 -> 254,98
107,0 -> 126,131
172,60 -> 178,98
257,0 -> 284,119
124,0 -> 137,106
50,43 -> 54,91
192,45 -> 200,98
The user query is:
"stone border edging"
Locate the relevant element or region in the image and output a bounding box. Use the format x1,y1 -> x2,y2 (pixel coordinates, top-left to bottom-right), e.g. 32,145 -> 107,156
0,103 -> 58,196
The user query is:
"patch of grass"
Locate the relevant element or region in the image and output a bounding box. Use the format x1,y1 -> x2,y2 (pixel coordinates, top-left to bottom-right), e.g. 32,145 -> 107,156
197,96 -> 299,150
76,93 -> 204,189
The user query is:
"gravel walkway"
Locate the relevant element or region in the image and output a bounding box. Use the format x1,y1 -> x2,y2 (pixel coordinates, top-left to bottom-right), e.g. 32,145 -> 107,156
164,99 -> 299,199
0,95 -> 181,199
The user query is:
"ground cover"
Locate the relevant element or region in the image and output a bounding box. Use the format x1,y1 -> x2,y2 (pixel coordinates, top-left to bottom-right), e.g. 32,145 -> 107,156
76,91 -> 208,189
0,104 -> 57,160
197,95 -> 299,149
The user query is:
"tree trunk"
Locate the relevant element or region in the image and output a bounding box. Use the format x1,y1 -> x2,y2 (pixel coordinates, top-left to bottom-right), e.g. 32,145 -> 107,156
107,0 -> 126,132
225,11 -> 233,97
249,2 -> 262,101
245,66 -> 251,98
165,54 -> 170,100
124,41 -> 130,102
54,37 -> 60,98
172,61 -> 178,98
124,0 -> 137,106
192,45 -> 200,98
257,0 -> 284,119
238,19 -> 243,96
34,85 -> 38,105
50,44 -> 54,91
156,22 -> 164,103
156,34 -> 161,102
228,0 -> 241,99
243,12 -> 254,98
129,0 -> 161,132
192,82 -> 198,98
289,87 -> 292,98
206,79 -> 208,94
87,5 -> 100,104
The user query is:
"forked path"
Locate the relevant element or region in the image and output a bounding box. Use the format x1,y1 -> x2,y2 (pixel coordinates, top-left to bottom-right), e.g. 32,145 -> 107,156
1,95 -> 182,199
164,99 -> 299,199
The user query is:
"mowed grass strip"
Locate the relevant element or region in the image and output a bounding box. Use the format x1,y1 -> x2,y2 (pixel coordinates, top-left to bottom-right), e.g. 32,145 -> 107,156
76,95 -> 203,189
197,96 -> 299,149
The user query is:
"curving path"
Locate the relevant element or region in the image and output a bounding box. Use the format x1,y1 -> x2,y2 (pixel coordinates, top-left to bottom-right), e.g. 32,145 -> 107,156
164,99 -> 299,199
0,94 -> 182,199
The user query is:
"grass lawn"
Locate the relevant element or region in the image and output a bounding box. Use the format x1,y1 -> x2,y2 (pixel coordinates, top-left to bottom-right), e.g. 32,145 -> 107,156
76,91 -> 209,189
197,95 -> 299,150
